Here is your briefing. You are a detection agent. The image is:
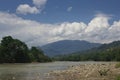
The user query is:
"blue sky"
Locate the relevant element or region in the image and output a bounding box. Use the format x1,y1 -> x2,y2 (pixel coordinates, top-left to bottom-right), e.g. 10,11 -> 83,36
0,0 -> 120,46
0,0 -> 120,23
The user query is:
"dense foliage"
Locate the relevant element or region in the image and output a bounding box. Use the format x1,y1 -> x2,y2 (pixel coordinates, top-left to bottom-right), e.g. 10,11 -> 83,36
0,36 -> 52,63
54,41 -> 120,61
29,47 -> 52,62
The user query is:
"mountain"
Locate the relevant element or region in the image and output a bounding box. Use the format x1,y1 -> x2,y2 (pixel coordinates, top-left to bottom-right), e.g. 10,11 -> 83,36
40,40 -> 101,57
97,41 -> 120,50
54,40 -> 120,61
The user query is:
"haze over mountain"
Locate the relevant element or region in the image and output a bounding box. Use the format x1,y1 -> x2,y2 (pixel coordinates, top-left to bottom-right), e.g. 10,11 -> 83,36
40,40 -> 101,56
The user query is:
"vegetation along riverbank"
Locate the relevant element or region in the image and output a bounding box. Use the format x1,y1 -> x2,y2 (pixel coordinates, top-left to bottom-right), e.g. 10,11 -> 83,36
0,36 -> 52,63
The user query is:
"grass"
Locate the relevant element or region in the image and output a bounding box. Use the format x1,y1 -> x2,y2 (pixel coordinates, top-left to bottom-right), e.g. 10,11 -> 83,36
115,75 -> 120,80
115,63 -> 120,68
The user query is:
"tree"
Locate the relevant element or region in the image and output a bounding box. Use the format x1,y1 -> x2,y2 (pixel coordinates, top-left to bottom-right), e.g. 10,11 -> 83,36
0,36 -> 31,63
29,47 -> 52,62
0,36 -> 52,63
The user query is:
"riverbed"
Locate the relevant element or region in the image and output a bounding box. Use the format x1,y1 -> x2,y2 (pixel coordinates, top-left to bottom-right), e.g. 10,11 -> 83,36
0,61 -> 118,80
0,61 -> 90,80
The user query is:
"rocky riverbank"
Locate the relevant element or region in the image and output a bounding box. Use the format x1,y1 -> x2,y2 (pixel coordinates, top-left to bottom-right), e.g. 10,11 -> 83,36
45,62 -> 120,80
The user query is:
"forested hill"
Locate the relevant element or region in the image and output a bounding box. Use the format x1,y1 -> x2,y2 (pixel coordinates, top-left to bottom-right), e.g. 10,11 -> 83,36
40,40 -> 101,57
97,41 -> 120,50
0,36 -> 52,63
54,41 -> 120,61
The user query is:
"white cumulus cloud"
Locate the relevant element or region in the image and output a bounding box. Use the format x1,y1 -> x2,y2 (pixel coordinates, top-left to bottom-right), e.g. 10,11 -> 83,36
85,14 -> 110,33
16,4 -> 39,15
16,0 -> 47,14
0,12 -> 120,47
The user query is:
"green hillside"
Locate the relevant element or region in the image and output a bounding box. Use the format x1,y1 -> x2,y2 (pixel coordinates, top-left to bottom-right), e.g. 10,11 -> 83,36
54,41 -> 120,61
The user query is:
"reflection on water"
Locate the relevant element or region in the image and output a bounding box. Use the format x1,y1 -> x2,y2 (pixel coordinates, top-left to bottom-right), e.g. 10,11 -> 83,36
0,61 -> 95,80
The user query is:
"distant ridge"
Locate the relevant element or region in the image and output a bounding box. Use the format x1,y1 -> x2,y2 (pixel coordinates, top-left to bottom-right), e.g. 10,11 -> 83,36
54,40 -> 120,61
40,40 -> 101,57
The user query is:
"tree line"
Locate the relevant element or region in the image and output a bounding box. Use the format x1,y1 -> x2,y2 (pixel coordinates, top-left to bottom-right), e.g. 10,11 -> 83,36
0,36 -> 52,63
54,41 -> 120,61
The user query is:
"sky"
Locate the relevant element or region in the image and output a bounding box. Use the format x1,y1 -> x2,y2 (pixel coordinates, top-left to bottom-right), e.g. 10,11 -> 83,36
0,0 -> 120,47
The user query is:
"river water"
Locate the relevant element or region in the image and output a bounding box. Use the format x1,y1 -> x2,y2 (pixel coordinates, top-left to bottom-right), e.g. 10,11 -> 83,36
0,61 -> 97,80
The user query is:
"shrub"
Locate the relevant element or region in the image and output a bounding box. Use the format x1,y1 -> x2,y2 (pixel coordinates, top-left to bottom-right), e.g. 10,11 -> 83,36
98,69 -> 110,76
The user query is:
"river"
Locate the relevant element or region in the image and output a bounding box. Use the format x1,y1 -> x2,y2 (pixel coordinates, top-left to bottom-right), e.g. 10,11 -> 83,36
0,61 -> 98,80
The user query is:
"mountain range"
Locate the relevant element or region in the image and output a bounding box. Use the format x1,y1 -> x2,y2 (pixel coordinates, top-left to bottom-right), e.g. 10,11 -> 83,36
54,40 -> 120,61
40,40 -> 101,57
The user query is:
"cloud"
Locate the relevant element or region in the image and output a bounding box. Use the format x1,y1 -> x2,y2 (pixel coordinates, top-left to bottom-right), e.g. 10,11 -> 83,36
0,12 -> 120,47
67,7 -> 72,12
50,22 -> 87,37
16,0 -> 47,14
33,0 -> 47,8
0,11 -> 50,46
85,14 -> 110,33
16,4 -> 39,15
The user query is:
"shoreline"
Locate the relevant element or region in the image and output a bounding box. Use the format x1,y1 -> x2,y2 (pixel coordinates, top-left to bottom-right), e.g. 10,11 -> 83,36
45,62 -> 120,80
